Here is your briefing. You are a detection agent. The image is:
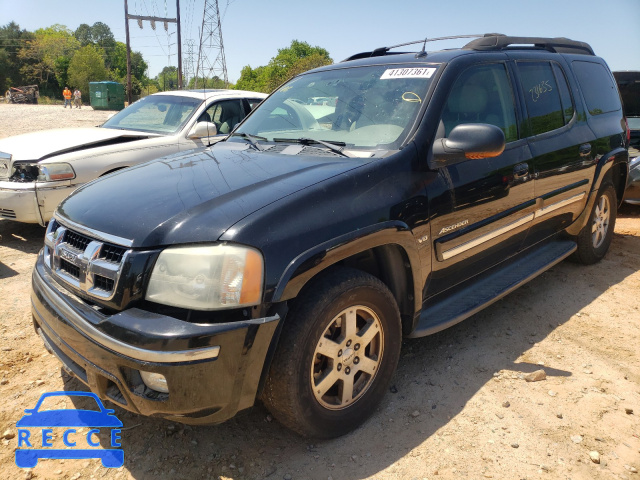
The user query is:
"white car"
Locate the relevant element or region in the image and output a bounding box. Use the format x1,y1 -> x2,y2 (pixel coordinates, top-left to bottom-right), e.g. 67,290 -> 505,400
0,89 -> 266,224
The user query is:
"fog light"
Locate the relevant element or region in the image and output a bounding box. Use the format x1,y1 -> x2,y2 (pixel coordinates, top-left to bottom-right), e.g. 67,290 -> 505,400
140,371 -> 169,393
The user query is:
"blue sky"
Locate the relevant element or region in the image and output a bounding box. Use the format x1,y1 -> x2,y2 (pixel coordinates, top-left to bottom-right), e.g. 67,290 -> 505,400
4,0 -> 640,83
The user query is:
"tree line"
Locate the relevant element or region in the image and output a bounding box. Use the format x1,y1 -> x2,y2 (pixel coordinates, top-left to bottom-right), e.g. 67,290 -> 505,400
1,19 -> 332,101
151,40 -> 333,94
0,21 -> 149,101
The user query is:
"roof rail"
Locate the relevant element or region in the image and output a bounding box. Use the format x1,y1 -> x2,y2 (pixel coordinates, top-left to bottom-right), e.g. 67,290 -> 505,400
342,34 -> 495,62
463,35 -> 595,56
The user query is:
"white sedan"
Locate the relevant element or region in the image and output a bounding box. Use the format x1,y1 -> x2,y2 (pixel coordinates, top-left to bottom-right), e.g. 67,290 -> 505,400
0,89 -> 266,224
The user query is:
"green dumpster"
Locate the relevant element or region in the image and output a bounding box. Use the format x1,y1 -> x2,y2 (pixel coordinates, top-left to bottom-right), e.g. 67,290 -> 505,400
89,81 -> 125,110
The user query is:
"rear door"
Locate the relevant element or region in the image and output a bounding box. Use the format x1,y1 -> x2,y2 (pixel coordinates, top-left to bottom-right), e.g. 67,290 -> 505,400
513,58 -> 599,245
427,60 -> 536,297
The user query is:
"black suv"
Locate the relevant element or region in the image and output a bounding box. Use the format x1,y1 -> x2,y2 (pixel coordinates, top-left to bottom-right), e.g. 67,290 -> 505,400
31,35 -> 629,438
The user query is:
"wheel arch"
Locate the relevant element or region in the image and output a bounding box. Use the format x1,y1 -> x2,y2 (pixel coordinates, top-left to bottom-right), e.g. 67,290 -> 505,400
565,147 -> 628,236
271,222 -> 422,332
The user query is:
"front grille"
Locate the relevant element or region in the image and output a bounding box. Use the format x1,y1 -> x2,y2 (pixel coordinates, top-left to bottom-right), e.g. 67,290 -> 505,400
64,230 -> 92,251
0,208 -> 16,218
46,220 -> 131,301
60,258 -> 80,279
94,275 -> 115,292
100,244 -> 127,263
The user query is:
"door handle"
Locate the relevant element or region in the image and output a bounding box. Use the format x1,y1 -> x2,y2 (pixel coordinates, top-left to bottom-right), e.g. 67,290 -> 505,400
513,163 -> 529,179
579,143 -> 592,157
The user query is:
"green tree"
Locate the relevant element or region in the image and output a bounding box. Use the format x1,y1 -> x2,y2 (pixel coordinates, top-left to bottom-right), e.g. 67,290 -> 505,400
68,44 -> 108,100
18,24 -> 79,95
74,23 -> 92,46
234,40 -> 332,94
187,75 -> 227,89
0,22 -> 34,93
156,66 -> 179,91
108,42 -> 148,82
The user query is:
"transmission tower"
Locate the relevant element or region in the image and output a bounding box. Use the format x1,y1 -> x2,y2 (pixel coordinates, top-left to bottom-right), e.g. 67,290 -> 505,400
184,39 -> 196,88
195,0 -> 228,88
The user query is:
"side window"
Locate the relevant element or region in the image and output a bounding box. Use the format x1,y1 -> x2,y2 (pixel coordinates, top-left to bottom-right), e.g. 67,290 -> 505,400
203,99 -> 245,134
572,61 -> 621,116
441,63 -> 518,143
517,61 -> 564,136
247,98 -> 263,110
553,64 -> 575,124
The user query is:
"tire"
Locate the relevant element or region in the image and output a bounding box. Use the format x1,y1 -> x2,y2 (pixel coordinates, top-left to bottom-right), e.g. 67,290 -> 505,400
572,183 -> 617,265
262,268 -> 402,438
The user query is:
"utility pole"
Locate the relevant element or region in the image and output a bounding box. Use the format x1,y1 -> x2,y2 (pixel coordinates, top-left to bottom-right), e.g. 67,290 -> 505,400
124,0 -> 183,100
176,0 -> 182,89
124,0 -> 132,105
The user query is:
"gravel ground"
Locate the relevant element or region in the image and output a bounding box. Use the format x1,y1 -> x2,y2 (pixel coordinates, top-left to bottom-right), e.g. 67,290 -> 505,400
0,104 -> 639,480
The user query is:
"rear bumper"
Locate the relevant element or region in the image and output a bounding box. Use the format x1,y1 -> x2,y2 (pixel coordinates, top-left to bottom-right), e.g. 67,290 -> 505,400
31,253 -> 280,425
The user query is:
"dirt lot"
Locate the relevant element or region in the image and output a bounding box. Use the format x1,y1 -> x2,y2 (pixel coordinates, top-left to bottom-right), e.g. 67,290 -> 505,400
0,103 -> 639,480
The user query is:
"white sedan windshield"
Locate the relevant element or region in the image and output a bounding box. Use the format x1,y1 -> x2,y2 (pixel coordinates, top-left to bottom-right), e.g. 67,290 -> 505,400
102,95 -> 202,134
235,64 -> 438,150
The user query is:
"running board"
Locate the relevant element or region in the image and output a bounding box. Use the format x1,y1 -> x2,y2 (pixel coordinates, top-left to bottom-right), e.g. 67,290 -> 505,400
408,240 -> 577,338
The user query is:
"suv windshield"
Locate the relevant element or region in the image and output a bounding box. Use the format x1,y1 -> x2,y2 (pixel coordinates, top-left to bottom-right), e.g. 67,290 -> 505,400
102,94 -> 203,135
235,64 -> 438,150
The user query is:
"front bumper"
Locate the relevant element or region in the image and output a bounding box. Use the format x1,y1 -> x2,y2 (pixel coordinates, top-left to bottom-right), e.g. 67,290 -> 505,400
31,253 -> 280,425
0,181 -> 41,223
0,180 -> 75,224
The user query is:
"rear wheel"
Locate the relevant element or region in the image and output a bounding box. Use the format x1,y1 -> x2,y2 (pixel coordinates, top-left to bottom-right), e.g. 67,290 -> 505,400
262,268 -> 402,438
572,183 -> 617,264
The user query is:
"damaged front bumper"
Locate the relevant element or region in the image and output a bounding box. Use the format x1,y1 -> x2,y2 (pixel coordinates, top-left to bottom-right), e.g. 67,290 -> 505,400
0,180 -> 75,224
31,253 -> 281,425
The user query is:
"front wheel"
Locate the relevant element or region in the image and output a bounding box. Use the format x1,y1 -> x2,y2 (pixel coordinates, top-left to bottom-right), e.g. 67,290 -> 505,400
262,268 -> 402,438
572,183 -> 617,264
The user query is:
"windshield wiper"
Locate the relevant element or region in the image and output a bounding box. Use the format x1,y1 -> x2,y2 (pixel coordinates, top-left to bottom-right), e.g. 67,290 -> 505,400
273,137 -> 354,158
230,132 -> 267,151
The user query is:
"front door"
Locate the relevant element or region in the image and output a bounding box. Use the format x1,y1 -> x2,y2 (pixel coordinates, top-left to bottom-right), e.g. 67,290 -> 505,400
427,61 -> 535,298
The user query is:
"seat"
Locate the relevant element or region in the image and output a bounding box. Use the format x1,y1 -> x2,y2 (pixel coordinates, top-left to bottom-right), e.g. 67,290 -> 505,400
442,84 -> 489,135
218,102 -> 243,134
198,111 -> 212,123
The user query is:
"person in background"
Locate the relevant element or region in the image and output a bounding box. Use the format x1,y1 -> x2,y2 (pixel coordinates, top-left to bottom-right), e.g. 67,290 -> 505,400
63,87 -> 72,108
73,88 -> 82,109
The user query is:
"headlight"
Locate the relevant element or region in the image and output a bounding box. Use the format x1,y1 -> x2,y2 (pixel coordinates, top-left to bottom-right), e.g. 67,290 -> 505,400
145,244 -> 264,310
38,163 -> 75,181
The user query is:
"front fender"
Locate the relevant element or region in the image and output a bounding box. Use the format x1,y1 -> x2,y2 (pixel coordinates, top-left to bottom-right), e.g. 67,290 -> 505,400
271,221 -> 422,315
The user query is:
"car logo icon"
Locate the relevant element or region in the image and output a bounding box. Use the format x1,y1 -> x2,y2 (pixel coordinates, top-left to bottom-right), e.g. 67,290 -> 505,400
15,391 -> 124,468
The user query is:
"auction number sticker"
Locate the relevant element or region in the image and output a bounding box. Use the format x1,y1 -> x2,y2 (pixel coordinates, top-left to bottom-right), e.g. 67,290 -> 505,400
380,67 -> 436,79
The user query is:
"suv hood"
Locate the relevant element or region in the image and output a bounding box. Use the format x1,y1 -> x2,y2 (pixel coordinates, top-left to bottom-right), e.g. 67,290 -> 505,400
0,127 -> 155,162
57,143 -> 364,248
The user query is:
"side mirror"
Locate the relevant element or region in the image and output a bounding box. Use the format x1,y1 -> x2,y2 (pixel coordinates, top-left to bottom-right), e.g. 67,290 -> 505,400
187,121 -> 218,139
431,124 -> 505,167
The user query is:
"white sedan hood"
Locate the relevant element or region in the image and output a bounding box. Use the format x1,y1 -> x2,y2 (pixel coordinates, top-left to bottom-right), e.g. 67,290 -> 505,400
0,127 -> 156,162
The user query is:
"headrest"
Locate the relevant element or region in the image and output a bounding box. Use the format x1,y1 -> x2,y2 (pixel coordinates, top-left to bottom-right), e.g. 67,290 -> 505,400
449,85 -> 488,114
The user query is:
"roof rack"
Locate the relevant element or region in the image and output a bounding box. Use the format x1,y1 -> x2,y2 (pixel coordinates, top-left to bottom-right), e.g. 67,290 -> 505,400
342,33 -> 595,62
463,35 -> 595,56
342,34 -> 492,62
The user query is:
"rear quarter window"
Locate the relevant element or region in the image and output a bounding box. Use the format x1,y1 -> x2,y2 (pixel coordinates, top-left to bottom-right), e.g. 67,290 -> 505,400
572,61 -> 621,116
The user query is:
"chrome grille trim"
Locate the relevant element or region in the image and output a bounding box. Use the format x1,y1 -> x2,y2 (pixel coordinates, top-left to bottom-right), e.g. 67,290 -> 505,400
45,216 -> 132,301
53,213 -> 134,248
